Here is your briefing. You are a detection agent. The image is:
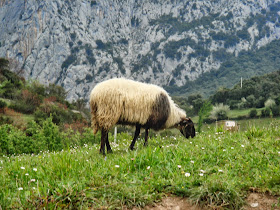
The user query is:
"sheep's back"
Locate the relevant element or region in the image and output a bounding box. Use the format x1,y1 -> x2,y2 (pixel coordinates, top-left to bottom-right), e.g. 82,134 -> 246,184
90,78 -> 161,129
90,78 -> 186,131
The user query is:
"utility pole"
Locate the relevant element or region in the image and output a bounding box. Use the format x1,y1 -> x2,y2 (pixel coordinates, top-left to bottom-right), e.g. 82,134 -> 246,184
241,77 -> 243,88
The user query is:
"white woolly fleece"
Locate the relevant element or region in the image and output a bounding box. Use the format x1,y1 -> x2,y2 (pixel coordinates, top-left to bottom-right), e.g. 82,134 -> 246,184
90,78 -> 186,133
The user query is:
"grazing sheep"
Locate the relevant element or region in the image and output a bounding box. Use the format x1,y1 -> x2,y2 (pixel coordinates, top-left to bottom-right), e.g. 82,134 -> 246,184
90,78 -> 195,155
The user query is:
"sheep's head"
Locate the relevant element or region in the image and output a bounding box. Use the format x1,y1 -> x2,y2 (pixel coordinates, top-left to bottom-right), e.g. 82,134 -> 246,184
179,117 -> 195,138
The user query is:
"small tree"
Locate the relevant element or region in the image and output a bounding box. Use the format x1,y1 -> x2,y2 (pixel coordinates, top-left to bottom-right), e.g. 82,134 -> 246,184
210,103 -> 230,121
264,98 -> 276,109
197,100 -> 212,132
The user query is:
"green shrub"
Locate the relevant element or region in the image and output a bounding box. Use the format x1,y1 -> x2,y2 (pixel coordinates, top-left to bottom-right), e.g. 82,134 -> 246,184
210,103 -> 230,120
261,107 -> 271,117
264,98 -> 276,109
0,116 -> 97,156
0,124 -> 34,155
0,116 -> 13,125
271,105 -> 280,117
0,99 -> 7,110
249,109 -> 258,118
34,102 -> 74,125
9,101 -> 37,114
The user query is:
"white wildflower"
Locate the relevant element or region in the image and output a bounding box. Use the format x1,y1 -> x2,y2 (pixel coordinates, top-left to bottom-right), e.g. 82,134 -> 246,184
25,173 -> 29,176
147,166 -> 151,170
20,167 -> 25,170
115,165 -> 120,168
185,172 -> 191,177
33,168 -> 37,171
18,187 -> 23,191
199,173 -> 204,176
177,165 -> 182,169
190,160 -> 194,164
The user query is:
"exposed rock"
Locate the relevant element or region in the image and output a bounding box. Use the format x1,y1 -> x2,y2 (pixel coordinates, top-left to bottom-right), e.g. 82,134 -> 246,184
0,0 -> 280,101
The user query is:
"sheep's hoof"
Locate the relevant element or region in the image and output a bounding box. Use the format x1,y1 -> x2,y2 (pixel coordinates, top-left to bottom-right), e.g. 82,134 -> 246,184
99,149 -> 106,155
129,146 -> 134,151
107,149 -> 113,154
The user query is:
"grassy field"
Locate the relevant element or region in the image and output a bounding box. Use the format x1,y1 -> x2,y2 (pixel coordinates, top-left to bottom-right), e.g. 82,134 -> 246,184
0,119 -> 280,209
227,108 -> 264,119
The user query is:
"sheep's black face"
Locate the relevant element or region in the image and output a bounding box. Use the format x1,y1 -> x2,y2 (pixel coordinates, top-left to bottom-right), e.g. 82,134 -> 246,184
179,118 -> 195,138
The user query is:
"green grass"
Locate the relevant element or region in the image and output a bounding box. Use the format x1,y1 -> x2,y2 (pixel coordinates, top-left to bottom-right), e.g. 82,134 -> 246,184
227,108 -> 263,118
0,120 -> 280,209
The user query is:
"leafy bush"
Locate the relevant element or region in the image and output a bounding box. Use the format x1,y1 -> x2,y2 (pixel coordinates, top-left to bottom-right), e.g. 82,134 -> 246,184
249,109 -> 258,118
264,98 -> 276,109
0,99 -> 7,110
261,107 -> 271,117
0,123 -> 44,155
9,101 -> 36,114
34,102 -> 74,125
271,105 -> 280,117
0,116 -> 13,125
0,117 -> 97,155
210,103 -> 230,120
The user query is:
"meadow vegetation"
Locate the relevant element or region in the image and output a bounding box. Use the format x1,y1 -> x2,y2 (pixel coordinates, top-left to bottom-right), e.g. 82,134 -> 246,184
1,58 -> 280,209
0,117 -> 280,209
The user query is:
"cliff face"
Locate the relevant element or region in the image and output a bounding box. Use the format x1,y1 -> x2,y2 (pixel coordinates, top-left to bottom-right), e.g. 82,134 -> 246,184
1,0 -> 280,101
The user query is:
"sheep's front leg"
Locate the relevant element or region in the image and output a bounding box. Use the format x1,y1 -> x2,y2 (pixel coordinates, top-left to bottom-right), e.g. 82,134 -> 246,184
100,129 -> 108,155
129,124 -> 141,150
144,128 -> 149,147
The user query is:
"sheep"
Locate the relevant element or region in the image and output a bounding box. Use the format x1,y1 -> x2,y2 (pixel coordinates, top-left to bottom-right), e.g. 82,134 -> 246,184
90,78 -> 195,155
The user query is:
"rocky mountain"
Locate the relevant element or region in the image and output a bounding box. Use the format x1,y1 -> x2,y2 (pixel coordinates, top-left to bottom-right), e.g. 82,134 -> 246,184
0,0 -> 280,101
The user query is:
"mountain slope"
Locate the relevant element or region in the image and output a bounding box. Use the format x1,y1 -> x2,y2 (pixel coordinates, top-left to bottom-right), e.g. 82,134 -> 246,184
166,39 -> 280,97
0,0 -> 280,101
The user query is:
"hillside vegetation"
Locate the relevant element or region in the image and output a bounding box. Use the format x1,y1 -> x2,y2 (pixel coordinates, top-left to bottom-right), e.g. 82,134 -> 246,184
211,70 -> 280,108
0,58 -> 89,127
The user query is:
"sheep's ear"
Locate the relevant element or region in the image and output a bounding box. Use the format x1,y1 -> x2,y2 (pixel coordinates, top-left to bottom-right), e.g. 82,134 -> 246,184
179,117 -> 195,138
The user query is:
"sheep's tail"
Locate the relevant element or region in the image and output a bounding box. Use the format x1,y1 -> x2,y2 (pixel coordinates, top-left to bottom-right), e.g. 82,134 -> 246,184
90,100 -> 99,134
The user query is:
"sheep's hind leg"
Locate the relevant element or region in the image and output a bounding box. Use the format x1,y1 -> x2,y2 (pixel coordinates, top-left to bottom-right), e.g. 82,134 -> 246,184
105,133 -> 113,153
129,124 -> 141,150
144,128 -> 149,147
100,129 -> 107,155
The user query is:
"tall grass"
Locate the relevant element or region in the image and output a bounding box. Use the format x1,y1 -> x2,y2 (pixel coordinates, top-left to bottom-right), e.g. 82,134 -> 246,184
0,120 -> 280,209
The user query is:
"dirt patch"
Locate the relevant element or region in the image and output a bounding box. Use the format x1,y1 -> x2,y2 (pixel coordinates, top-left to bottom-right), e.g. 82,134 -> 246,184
133,193 -> 279,210
137,197 -> 202,210
244,193 -> 280,210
